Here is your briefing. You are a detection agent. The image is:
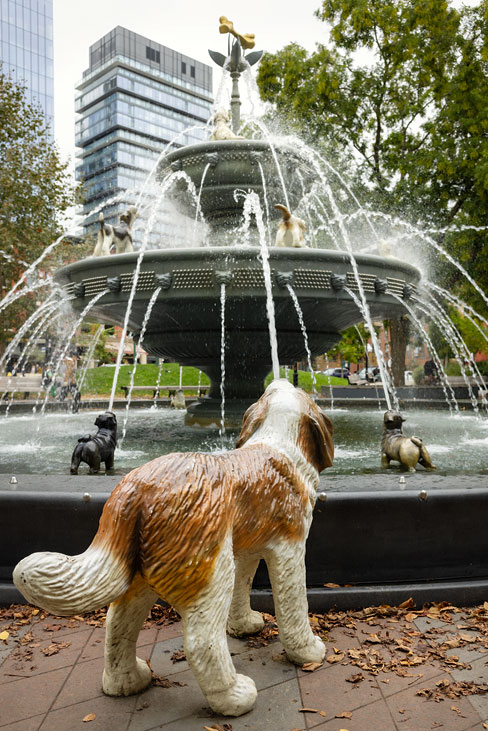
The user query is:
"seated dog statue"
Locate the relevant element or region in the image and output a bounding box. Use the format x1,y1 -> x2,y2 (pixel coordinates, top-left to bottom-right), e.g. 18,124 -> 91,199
70,411 -> 117,474
93,207 -> 137,257
274,204 -> 307,247
381,410 -> 436,472
14,380 -> 333,717
170,388 -> 186,409
210,108 -> 244,140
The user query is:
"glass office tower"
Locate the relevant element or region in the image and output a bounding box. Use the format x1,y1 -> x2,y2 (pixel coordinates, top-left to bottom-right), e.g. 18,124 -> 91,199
75,26 -> 213,243
0,0 -> 54,132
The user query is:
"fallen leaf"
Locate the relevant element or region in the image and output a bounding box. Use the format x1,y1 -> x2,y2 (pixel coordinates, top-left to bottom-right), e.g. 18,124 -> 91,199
324,582 -> 340,588
0,631 -> 9,641
299,707 -> 319,713
482,723 -> 488,730
346,673 -> 365,683
364,633 -> 381,644
203,724 -> 232,731
327,652 -> 344,663
336,711 -> 353,719
399,598 -> 415,609
301,661 -> 323,672
405,612 -> 417,622
170,649 -> 186,663
83,713 -> 96,722
319,710 -> 327,717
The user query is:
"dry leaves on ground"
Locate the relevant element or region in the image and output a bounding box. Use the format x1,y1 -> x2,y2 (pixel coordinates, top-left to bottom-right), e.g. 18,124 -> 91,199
82,713 -> 96,722
170,649 -> 186,663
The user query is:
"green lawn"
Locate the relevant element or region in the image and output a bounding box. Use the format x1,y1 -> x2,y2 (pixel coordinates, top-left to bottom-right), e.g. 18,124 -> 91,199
81,363 -> 347,396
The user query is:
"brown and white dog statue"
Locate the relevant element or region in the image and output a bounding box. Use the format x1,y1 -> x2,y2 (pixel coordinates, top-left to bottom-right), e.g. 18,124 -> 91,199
274,204 -> 307,247
382,410 -> 436,472
13,380 -> 333,717
93,206 -> 138,256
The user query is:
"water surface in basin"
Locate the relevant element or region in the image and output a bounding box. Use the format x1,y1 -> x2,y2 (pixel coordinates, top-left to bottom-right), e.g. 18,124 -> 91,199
0,407 -> 487,484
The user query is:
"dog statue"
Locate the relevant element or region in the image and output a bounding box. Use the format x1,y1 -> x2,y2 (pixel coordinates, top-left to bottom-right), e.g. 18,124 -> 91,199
170,388 -> 186,409
274,204 -> 307,248
210,108 -> 243,140
70,411 -> 117,474
14,380 -> 333,717
93,207 -> 138,257
381,411 -> 436,472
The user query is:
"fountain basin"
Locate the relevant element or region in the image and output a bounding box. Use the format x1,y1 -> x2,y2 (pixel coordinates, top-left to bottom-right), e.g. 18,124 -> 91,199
2,475 -> 488,610
56,247 -> 420,422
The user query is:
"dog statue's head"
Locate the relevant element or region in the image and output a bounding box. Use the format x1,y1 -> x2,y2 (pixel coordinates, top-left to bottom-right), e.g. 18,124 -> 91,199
383,410 -> 405,431
119,206 -> 137,227
236,379 -> 334,473
94,411 -> 117,431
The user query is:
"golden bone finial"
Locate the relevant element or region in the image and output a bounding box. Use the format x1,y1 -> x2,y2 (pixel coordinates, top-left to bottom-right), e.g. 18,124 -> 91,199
219,15 -> 255,50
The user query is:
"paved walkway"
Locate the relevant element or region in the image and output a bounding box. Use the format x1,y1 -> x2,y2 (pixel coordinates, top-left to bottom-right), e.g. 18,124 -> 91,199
1,602 -> 488,730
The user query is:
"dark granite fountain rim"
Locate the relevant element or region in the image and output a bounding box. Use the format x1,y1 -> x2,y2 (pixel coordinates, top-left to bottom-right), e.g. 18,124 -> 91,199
159,138 -> 305,162
55,246 -> 422,284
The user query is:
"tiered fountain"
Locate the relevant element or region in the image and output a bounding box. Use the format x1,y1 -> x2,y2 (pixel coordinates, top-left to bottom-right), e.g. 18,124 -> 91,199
55,26 -> 420,425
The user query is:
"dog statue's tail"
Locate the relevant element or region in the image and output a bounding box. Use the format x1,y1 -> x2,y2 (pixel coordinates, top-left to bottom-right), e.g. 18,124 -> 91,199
13,476 -> 140,616
410,436 -> 423,448
274,203 -> 291,220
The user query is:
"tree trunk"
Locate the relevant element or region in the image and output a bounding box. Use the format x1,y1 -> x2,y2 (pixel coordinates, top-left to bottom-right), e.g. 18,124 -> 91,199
390,316 -> 410,386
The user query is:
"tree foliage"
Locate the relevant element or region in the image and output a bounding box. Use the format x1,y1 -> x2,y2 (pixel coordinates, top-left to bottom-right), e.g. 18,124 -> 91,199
257,0 -> 488,334
0,68 -> 78,347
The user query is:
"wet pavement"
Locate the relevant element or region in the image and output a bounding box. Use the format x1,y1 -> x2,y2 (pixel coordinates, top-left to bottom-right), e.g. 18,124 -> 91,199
2,601 -> 488,730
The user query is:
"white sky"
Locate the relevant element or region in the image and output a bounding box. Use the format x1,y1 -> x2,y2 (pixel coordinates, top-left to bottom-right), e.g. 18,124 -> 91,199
52,1 -> 326,167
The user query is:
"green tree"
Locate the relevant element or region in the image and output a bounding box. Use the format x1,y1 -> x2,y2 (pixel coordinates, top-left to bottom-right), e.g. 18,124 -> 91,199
257,1 -> 488,377
0,68 -> 78,351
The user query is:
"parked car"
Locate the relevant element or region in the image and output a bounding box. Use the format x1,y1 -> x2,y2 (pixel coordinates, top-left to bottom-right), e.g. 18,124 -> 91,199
321,367 -> 351,379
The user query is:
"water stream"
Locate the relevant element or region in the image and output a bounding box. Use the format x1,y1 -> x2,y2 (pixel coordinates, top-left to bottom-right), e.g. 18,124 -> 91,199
285,284 -> 317,395
219,282 -> 226,439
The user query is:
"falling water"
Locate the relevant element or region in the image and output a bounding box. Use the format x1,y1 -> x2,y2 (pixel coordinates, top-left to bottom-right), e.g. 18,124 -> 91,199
193,162 -> 211,234
179,365 -> 183,388
285,284 -> 317,395
389,293 -> 458,414
242,193 -> 280,379
427,282 -> 488,339
343,286 -> 395,410
152,359 -> 165,409
323,353 -> 334,409
219,282 -> 226,439
413,296 -> 481,414
36,290 -> 109,419
108,171 -> 194,411
77,325 -> 105,394
119,286 -> 162,446
0,295 -> 58,373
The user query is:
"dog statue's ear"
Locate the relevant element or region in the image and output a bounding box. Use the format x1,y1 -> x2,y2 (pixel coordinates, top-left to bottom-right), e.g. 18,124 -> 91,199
299,407 -> 334,473
235,397 -> 268,448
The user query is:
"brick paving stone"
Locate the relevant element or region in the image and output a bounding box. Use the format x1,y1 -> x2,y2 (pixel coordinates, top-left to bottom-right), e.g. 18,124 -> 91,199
40,692 -> 137,731
155,622 -> 183,644
0,628 -> 90,683
298,660 -> 382,727
0,667 -> 67,727
28,617 -> 91,639
149,636 -> 189,677
452,654 -> 488,684
303,697 -> 398,731
143,675 -> 305,731
127,668 -> 210,730
377,665 -> 444,697
385,671 -> 481,730
51,656 -> 105,710
233,641 -> 297,690
0,714 -> 46,730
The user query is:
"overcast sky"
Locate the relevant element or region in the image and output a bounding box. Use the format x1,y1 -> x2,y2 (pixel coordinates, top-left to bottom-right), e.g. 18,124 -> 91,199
52,1 -> 326,167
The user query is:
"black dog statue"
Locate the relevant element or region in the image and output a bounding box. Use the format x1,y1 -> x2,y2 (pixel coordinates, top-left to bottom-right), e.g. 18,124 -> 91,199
70,411 -> 117,474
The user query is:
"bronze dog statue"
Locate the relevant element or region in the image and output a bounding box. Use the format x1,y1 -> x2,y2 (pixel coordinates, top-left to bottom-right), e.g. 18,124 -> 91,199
70,411 -> 117,474
381,411 -> 436,472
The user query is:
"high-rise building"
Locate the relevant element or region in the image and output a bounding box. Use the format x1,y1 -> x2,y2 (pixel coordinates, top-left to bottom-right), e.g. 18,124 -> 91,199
75,26 -> 213,242
0,0 -> 54,132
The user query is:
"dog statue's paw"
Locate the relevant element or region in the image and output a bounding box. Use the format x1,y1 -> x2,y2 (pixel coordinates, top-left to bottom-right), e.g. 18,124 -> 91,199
206,673 -> 257,716
285,635 -> 326,665
102,657 -> 152,697
227,610 -> 265,637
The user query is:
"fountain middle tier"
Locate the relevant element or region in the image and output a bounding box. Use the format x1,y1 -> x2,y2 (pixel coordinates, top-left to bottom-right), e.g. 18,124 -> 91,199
56,247 -> 420,424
